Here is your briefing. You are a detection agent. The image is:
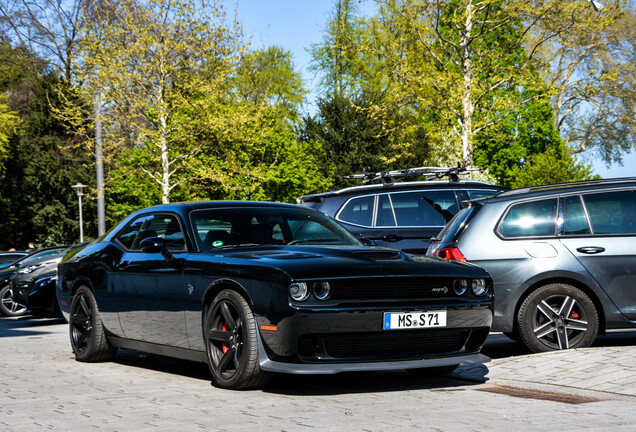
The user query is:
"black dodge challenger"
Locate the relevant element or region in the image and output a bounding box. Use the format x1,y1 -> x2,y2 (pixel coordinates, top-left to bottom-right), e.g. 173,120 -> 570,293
57,201 -> 493,389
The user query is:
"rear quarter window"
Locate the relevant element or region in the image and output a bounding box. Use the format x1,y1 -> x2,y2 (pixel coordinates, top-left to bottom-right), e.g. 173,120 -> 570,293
498,198 -> 558,238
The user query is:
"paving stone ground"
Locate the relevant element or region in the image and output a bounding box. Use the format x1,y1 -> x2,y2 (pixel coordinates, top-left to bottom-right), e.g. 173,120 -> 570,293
1,317 -> 635,431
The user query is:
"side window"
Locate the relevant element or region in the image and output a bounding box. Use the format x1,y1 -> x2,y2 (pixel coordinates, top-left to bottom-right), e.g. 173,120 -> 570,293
498,198 -> 558,238
390,190 -> 458,227
564,195 -> 591,235
583,190 -> 636,234
337,195 -> 375,227
376,194 -> 396,226
116,215 -> 153,249
466,189 -> 500,200
116,214 -> 186,251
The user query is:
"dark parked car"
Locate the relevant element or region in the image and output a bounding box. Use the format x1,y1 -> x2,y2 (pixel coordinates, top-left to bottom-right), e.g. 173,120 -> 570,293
12,270 -> 61,318
11,243 -> 85,317
57,201 -> 493,389
0,252 -> 28,269
427,178 -> 636,352
298,167 -> 507,254
0,246 -> 68,316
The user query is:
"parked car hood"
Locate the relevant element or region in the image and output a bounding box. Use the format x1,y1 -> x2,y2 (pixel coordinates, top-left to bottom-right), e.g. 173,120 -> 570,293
205,245 -> 488,280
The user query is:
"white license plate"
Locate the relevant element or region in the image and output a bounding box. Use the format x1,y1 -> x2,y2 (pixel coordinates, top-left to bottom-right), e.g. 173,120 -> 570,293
383,311 -> 447,330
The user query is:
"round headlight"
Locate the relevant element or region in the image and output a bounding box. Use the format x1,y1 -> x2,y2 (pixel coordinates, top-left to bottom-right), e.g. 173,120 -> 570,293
312,281 -> 332,300
288,282 -> 309,301
453,279 -> 468,295
472,279 -> 487,296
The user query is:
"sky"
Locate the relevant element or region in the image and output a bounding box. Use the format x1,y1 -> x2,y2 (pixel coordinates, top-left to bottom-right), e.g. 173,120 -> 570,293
227,0 -> 635,179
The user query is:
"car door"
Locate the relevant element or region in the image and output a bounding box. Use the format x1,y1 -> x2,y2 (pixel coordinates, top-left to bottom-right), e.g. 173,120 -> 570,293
112,213 -> 191,347
559,191 -> 636,320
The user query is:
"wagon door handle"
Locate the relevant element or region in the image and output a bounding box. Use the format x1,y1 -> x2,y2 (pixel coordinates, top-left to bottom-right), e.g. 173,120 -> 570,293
118,260 -> 130,270
382,234 -> 402,242
576,247 -> 605,254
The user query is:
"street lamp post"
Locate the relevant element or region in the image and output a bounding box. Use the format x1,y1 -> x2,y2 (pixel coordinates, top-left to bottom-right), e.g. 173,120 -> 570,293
72,183 -> 88,242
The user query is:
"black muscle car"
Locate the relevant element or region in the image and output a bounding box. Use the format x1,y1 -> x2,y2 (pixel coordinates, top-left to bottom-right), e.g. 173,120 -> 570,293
57,201 -> 493,389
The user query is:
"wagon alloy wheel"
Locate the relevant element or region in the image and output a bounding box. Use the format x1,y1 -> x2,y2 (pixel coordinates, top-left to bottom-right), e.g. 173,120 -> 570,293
0,284 -> 27,316
205,290 -> 271,389
69,286 -> 117,362
518,284 -> 598,353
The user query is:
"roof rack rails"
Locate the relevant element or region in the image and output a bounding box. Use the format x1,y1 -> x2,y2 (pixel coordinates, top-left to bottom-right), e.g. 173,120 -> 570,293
501,176 -> 636,196
343,164 -> 480,185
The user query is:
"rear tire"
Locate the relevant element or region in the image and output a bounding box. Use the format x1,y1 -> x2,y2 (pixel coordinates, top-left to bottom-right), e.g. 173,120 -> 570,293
69,286 -> 117,362
205,290 -> 272,389
517,284 -> 598,353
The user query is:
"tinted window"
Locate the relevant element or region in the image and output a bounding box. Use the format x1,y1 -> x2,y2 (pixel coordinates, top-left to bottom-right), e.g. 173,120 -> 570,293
564,195 -> 591,235
116,214 -> 185,251
391,190 -> 458,227
499,198 -> 558,238
337,195 -> 374,226
376,194 -> 396,226
583,190 -> 636,234
465,189 -> 500,200
192,207 -> 361,249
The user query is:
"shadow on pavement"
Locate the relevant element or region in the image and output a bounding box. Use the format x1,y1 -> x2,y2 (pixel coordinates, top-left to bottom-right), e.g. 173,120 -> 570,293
0,315 -> 65,337
112,347 -> 490,394
264,368 -> 488,396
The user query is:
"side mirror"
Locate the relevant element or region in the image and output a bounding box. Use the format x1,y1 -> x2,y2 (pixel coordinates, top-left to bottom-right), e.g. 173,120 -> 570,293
140,237 -> 165,253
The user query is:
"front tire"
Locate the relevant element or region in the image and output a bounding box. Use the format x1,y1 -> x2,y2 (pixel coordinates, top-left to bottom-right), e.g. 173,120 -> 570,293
205,290 -> 271,389
517,284 -> 598,353
69,286 -> 117,362
0,284 -> 27,316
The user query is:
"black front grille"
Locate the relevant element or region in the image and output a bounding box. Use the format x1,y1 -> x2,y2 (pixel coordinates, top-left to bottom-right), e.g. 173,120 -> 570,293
331,277 -> 454,300
297,328 -> 487,361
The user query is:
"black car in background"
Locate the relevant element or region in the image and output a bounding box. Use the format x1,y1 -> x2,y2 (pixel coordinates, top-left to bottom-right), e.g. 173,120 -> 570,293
298,167 -> 507,254
11,243 -> 85,318
0,246 -> 68,316
57,201 -> 493,389
13,270 -> 61,318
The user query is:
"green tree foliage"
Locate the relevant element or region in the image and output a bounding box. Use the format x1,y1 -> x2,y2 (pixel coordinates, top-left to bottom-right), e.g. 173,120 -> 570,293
533,0 -> 636,165
0,95 -> 19,169
70,0 -> 245,205
0,43 -> 95,248
509,151 -> 599,188
300,93 -> 398,188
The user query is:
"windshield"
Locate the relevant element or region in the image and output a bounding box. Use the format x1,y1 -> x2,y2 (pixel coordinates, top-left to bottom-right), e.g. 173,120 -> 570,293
191,206 -> 362,250
7,247 -> 67,268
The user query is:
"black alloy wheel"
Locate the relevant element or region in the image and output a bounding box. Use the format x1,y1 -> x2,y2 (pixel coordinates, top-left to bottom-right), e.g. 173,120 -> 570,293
205,290 -> 271,389
69,286 -> 117,362
0,284 -> 27,317
518,284 -> 598,353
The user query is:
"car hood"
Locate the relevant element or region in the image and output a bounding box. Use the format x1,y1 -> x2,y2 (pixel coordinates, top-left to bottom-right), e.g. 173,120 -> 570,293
12,255 -> 64,284
208,245 -> 489,280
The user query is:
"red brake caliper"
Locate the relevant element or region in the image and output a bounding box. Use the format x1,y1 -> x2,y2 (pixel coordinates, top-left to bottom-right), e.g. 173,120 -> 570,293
570,311 -> 580,319
222,323 -> 229,354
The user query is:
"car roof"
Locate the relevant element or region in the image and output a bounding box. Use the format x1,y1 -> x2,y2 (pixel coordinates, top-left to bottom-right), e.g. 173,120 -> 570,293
298,180 -> 504,203
138,200 -> 303,213
486,177 -> 636,204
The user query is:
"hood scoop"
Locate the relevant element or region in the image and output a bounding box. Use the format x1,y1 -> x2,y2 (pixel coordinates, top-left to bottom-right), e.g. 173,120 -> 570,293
352,250 -> 403,261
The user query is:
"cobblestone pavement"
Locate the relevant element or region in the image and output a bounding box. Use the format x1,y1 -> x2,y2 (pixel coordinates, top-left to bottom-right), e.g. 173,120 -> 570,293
1,316 -> 635,431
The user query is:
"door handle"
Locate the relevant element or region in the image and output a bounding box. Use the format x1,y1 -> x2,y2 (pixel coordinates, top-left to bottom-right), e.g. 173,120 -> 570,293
118,260 -> 130,270
576,247 -> 605,254
382,234 -> 402,242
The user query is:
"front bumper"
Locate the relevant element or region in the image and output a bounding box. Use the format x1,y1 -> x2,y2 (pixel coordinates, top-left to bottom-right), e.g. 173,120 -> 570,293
256,304 -> 492,367
256,329 -> 490,374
